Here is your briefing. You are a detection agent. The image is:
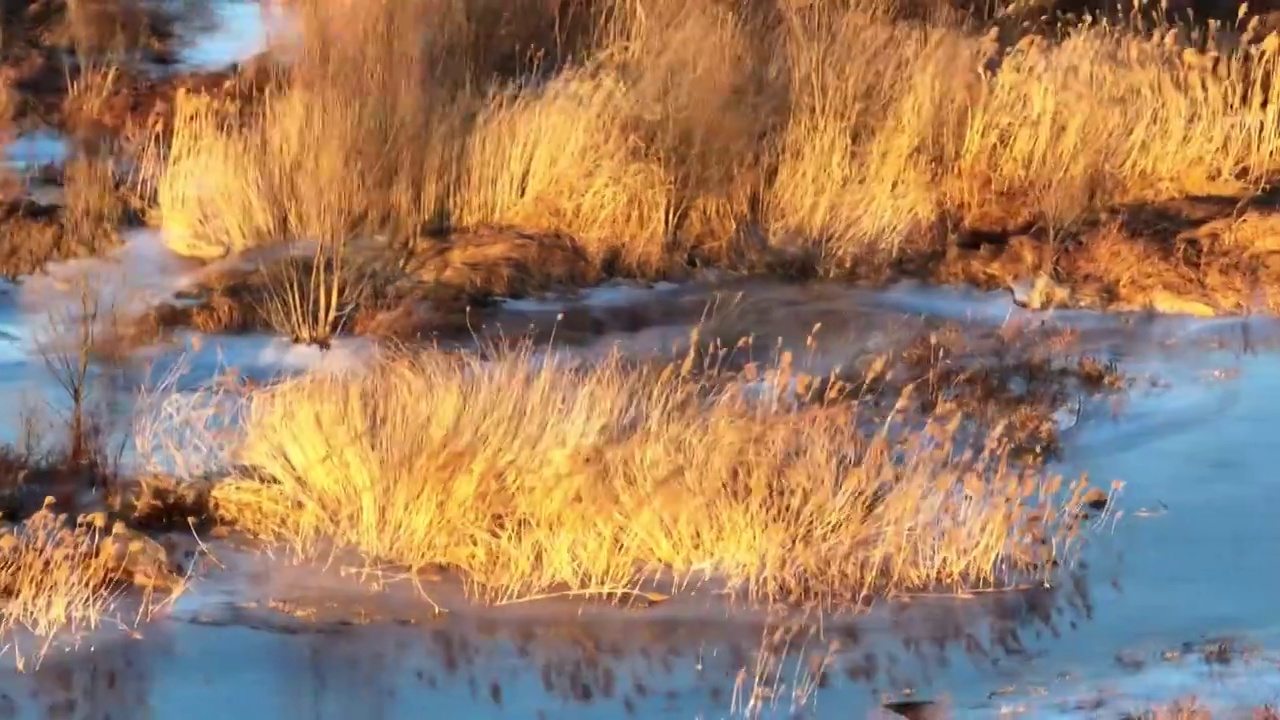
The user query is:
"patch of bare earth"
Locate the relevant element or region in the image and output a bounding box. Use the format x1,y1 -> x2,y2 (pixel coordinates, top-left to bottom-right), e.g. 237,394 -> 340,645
937,194 -> 1280,316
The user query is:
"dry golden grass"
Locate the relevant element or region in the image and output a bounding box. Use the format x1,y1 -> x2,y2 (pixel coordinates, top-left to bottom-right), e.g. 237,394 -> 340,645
199,344 -> 1094,606
64,154 -> 125,246
58,0 -> 205,60
0,499 -> 182,668
1124,699 -> 1280,719
63,61 -> 123,150
0,75 -> 19,200
254,240 -> 368,346
0,74 -> 17,142
0,504 -> 123,642
147,0 -> 1280,281
0,152 -> 126,278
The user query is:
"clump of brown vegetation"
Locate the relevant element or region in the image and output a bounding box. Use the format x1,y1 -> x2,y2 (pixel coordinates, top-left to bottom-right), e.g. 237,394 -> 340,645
0,443 -> 187,667
185,342 -> 1101,607
65,52 -> 276,159
0,503 -> 121,641
139,0 -> 1280,316
680,305 -> 1128,463
0,153 -> 128,277
0,0 -> 205,126
892,323 -> 1126,460
0,501 -> 181,639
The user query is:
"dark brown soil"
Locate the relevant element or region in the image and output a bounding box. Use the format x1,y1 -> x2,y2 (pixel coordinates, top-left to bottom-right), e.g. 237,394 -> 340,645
932,193 -> 1280,316
0,196 -> 115,278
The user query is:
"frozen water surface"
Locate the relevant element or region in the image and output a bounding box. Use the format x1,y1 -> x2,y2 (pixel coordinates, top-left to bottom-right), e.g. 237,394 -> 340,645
178,1 -> 275,71
1,227 -> 1279,715
2,130 -> 69,172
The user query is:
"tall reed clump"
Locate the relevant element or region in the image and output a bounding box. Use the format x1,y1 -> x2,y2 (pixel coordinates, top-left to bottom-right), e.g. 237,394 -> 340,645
153,0 -> 582,260
64,154 -> 126,252
948,30 -> 1280,233
763,12 -> 981,264
204,345 -> 1093,606
762,15 -> 1280,268
454,72 -> 673,271
153,0 -> 1280,277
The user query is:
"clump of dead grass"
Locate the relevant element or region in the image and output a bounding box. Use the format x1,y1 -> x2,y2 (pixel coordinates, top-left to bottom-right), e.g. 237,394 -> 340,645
0,153 -> 125,278
52,0 -> 202,62
64,153 -> 125,245
254,240 -> 367,347
0,499 -> 182,667
116,0 -> 1280,360
145,0 -> 1280,295
0,503 -> 120,642
0,73 -> 17,152
151,0 -> 470,260
1125,698 -> 1280,719
192,343 -> 1095,606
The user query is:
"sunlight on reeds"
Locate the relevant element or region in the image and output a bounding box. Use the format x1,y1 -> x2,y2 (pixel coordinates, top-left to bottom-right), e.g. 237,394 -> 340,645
0,505 -> 120,642
185,344 -> 1094,606
149,0 -> 1280,277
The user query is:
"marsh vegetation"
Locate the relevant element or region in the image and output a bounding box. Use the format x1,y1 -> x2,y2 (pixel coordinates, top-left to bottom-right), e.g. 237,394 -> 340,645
0,0 -> 1275,717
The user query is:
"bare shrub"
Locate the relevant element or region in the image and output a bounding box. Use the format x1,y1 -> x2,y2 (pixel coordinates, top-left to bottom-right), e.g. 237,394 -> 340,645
31,279 -> 133,482
255,238 -> 366,347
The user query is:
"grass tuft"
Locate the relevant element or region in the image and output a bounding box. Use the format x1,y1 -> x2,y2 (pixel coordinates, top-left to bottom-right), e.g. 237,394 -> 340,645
200,343 -> 1093,606
148,0 -> 1280,284
0,503 -> 122,642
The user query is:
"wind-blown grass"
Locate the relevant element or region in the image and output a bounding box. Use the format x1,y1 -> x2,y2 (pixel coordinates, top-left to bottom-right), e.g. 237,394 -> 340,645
149,0 -> 1280,279
204,345 -> 1093,606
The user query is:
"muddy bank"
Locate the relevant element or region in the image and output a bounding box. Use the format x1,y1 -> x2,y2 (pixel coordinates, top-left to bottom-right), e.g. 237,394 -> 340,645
135,191 -> 1280,355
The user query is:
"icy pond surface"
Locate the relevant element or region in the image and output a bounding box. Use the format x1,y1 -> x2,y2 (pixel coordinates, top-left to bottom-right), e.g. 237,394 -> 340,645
2,130 -> 69,173
0,226 -> 1279,718
179,0 -> 284,72
0,6 -> 1277,718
